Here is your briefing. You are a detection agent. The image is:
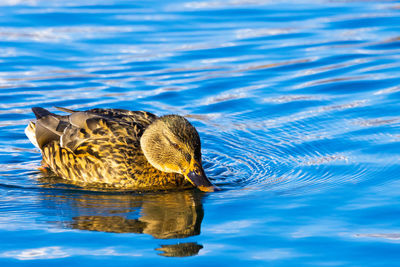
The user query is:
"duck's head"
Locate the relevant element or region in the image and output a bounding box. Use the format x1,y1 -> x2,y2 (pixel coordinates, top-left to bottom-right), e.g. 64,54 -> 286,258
140,115 -> 218,192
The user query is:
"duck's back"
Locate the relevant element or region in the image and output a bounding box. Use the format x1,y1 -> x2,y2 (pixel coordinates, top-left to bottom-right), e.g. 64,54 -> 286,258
82,108 -> 157,127
26,107 -> 187,190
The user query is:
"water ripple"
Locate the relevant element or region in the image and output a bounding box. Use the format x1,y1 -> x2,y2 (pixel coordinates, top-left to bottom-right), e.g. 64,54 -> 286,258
1,0 -> 400,264
0,0 -> 399,197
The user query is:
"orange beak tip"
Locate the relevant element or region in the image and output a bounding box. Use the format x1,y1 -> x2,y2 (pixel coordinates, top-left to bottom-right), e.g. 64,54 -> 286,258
197,185 -> 221,192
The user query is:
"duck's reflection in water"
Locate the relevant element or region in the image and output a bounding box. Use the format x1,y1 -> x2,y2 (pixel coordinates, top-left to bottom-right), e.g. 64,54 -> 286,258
156,243 -> 203,257
67,191 -> 204,239
38,181 -> 205,257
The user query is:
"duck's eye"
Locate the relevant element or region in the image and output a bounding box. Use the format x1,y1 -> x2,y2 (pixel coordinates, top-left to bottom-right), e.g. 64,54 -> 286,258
171,142 -> 180,150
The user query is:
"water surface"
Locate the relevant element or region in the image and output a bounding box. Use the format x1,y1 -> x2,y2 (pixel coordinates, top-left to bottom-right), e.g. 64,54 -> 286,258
1,0 -> 400,266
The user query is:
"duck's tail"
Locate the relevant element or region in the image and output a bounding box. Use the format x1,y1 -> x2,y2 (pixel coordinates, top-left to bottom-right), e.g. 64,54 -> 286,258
25,121 -> 40,149
31,106 -> 54,119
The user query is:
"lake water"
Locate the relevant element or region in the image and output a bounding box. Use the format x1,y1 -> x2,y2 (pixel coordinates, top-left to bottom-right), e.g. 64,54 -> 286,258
1,0 -> 400,265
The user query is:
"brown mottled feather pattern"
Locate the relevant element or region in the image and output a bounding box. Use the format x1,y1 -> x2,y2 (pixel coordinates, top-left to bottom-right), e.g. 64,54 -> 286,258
33,108 -> 192,190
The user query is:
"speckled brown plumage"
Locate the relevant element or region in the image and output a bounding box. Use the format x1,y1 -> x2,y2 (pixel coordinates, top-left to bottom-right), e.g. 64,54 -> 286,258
26,107 -> 202,191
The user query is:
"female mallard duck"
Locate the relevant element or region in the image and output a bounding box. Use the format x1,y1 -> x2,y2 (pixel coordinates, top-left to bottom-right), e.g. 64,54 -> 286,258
25,107 -> 217,192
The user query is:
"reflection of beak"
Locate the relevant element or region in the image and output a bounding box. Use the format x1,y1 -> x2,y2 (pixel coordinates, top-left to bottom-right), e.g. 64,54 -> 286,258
185,161 -> 219,192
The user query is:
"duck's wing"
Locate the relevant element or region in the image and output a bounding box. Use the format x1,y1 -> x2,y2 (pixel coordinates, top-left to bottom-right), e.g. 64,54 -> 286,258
31,107 -> 151,152
55,107 -> 157,126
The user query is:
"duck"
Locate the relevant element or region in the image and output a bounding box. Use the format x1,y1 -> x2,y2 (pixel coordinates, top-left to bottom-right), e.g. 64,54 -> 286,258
25,107 -> 217,192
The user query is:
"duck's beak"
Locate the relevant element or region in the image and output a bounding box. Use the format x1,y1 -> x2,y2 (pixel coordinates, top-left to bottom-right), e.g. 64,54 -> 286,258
185,161 -> 219,192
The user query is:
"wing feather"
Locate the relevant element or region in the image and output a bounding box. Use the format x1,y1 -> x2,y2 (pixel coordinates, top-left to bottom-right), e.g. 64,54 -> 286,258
30,107 -> 157,153
32,107 -> 69,149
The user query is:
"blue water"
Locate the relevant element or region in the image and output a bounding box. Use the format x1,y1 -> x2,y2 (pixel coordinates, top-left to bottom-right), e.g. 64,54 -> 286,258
1,0 -> 400,265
